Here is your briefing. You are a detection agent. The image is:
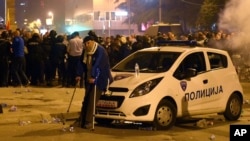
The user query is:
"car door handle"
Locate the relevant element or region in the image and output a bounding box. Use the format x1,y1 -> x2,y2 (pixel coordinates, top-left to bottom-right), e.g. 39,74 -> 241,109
203,79 -> 208,84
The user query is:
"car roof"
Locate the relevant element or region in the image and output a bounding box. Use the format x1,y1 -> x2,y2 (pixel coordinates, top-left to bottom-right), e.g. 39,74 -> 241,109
138,46 -> 228,55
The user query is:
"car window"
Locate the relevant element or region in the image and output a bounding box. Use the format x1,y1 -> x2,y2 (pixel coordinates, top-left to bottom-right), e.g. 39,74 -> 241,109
207,52 -> 228,69
173,52 -> 206,80
112,51 -> 181,73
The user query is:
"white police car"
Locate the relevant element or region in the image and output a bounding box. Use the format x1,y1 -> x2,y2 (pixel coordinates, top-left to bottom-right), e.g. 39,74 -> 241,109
95,41 -> 244,130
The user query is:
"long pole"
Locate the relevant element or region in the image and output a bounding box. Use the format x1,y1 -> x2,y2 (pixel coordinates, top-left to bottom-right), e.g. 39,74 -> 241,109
67,84 -> 77,113
92,68 -> 100,131
108,0 -> 111,37
92,84 -> 96,131
159,0 -> 162,23
128,0 -> 131,35
4,0 -> 6,24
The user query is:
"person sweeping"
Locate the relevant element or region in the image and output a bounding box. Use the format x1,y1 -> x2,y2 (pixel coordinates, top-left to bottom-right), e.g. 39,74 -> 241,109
75,35 -> 113,129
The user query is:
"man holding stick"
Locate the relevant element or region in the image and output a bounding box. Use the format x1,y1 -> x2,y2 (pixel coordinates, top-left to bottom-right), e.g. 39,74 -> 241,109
75,35 -> 113,129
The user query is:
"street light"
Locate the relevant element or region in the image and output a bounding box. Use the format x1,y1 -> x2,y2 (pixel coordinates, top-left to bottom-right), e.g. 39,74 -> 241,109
48,11 -> 54,25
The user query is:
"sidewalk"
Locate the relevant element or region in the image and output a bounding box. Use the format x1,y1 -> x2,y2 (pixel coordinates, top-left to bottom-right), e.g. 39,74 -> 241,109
0,86 -> 84,125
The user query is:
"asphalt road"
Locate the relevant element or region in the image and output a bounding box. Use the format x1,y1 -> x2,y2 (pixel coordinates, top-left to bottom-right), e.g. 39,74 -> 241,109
0,83 -> 249,141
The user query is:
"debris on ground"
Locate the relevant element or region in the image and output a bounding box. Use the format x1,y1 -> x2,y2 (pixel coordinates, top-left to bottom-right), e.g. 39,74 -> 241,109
9,105 -> 17,112
61,126 -> 75,132
51,117 -> 62,123
209,134 -> 216,140
195,119 -> 214,128
39,114 -> 65,124
244,99 -> 249,104
18,120 -> 31,126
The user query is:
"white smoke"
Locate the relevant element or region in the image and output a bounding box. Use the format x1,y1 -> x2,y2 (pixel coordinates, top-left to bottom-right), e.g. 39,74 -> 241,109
218,0 -> 250,48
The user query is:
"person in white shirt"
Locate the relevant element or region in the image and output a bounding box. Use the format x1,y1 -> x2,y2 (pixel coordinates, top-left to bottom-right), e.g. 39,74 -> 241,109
66,31 -> 83,87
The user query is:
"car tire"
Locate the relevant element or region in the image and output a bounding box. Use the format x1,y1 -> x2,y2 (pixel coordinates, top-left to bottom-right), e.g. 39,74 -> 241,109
153,100 -> 177,130
223,93 -> 242,121
95,118 -> 113,125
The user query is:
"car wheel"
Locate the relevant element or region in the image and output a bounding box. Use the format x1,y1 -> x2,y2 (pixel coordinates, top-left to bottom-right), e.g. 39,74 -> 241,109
95,118 -> 113,125
153,100 -> 177,130
223,94 -> 242,121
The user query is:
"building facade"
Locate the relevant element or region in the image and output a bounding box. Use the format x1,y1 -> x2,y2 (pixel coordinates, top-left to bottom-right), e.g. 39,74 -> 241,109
0,0 -> 16,31
1,0 -> 139,36
65,0 -> 138,36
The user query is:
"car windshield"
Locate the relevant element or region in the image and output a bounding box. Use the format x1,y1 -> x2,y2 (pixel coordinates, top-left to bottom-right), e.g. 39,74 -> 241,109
112,51 -> 181,73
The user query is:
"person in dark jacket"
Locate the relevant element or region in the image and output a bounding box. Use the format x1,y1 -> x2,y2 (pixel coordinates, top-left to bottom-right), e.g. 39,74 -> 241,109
75,35 -> 113,129
119,36 -> 131,61
26,33 -> 45,86
0,31 -> 11,87
50,35 -> 67,86
42,30 -> 57,86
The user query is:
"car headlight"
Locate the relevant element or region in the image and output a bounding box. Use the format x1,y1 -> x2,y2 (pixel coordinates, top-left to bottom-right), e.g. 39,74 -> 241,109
129,77 -> 163,98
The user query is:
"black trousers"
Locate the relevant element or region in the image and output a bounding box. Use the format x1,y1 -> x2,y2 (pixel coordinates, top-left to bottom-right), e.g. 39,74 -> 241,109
0,57 -> 9,87
11,57 -> 29,86
67,55 -> 80,86
80,83 -> 102,127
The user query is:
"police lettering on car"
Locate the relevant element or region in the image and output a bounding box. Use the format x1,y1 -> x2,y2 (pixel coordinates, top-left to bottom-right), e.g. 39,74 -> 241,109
184,85 -> 223,101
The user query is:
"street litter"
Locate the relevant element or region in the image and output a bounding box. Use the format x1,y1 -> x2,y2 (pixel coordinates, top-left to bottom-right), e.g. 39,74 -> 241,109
40,118 -> 49,123
195,119 -> 214,128
40,114 -> 64,124
40,114 -> 50,123
19,120 -> 31,126
69,126 -> 74,132
61,126 -> 75,132
244,99 -> 249,104
9,105 -> 17,112
51,117 -> 62,123
209,134 -> 216,140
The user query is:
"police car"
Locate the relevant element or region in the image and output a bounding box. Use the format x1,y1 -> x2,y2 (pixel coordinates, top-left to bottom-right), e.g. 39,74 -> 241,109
95,41 -> 244,130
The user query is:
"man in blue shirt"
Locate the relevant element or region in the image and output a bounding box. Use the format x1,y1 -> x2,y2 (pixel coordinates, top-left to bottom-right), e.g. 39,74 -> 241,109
10,30 -> 30,87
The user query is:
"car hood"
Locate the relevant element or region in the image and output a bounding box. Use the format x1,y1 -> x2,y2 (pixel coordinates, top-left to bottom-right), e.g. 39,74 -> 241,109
110,72 -> 165,90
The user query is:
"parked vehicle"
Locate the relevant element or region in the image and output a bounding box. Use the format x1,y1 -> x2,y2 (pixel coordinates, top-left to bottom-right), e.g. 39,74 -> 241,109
144,23 -> 184,36
95,41 -> 244,130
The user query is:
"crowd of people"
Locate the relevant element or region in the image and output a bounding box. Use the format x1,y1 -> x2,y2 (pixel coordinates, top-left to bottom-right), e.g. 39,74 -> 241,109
0,28 -> 151,88
0,28 -> 248,88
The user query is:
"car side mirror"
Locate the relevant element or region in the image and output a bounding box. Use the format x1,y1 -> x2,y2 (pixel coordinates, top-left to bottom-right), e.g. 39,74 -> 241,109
185,68 -> 197,78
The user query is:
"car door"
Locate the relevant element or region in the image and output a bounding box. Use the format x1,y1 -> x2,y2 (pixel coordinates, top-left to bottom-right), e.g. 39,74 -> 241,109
205,52 -> 229,107
173,52 -> 221,116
